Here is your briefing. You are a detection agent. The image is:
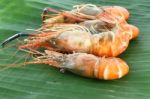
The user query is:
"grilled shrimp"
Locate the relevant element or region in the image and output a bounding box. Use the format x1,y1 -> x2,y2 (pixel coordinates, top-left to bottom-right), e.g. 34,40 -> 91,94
1,19 -> 139,57
43,4 -> 129,24
26,50 -> 129,80
43,21 -> 138,57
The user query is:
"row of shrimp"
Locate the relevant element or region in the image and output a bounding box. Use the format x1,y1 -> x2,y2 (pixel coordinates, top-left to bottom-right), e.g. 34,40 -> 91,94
1,4 -> 139,80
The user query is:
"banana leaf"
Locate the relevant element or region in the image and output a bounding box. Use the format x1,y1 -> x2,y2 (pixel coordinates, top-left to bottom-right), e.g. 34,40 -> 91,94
0,0 -> 150,99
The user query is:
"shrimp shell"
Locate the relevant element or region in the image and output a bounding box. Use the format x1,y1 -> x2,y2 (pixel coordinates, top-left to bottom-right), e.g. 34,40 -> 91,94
27,50 -> 129,80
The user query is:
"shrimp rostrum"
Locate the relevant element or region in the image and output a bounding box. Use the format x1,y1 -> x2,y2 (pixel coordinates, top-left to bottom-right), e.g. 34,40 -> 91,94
42,4 -> 130,25
1,19 -> 139,57
26,50 -> 129,80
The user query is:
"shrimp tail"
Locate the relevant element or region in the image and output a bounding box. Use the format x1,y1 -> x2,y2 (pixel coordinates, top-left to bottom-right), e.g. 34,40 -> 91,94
123,24 -> 140,40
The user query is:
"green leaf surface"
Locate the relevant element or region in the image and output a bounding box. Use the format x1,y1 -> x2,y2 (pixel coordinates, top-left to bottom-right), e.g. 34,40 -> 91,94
0,0 -> 150,99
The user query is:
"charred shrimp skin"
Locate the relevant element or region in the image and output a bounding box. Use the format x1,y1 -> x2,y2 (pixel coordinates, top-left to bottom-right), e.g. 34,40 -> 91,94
26,50 -> 129,80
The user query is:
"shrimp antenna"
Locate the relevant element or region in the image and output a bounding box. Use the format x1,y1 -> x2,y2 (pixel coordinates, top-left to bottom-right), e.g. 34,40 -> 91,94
1,32 -> 35,47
